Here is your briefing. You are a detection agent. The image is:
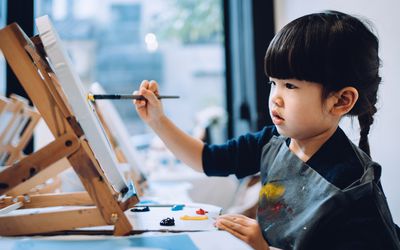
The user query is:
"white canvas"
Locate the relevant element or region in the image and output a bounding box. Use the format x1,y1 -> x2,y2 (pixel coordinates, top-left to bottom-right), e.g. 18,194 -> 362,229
35,15 -> 129,194
89,82 -> 145,178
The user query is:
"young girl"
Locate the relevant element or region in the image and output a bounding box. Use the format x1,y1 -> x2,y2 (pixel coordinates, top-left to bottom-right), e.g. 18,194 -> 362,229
133,11 -> 399,250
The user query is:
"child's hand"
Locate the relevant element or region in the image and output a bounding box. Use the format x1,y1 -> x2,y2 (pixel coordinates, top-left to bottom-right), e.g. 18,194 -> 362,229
133,80 -> 165,124
215,214 -> 270,250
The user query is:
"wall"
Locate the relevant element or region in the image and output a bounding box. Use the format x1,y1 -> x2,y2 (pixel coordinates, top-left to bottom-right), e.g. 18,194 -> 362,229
274,0 -> 400,223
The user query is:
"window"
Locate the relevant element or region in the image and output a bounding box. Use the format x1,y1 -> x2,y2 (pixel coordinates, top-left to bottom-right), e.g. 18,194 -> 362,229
0,0 -> 6,95
35,0 -> 226,142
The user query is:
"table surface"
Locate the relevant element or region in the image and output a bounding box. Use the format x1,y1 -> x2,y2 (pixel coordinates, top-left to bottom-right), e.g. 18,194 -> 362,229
0,230 -> 252,250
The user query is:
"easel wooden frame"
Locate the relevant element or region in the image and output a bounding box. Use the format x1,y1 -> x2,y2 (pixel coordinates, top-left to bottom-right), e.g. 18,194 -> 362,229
0,94 -> 41,166
0,93 -> 61,196
0,22 -> 139,236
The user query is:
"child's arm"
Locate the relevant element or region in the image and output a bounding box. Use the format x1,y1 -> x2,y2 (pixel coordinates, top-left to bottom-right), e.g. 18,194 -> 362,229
133,80 -> 204,172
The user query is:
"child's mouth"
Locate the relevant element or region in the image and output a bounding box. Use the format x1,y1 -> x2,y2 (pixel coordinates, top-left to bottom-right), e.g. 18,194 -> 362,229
271,111 -> 284,124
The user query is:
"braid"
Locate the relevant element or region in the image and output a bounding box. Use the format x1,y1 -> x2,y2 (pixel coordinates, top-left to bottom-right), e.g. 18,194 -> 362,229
358,113 -> 373,156
357,84 -> 379,157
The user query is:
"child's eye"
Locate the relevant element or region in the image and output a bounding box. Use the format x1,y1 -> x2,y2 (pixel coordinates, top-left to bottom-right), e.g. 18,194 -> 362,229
285,83 -> 297,89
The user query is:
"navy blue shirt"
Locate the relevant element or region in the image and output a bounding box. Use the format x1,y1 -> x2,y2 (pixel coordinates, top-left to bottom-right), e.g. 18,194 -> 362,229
202,126 -> 394,249
203,126 -> 363,189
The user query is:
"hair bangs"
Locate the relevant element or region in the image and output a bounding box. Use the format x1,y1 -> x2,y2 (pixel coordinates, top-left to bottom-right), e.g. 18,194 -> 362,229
265,15 -> 330,84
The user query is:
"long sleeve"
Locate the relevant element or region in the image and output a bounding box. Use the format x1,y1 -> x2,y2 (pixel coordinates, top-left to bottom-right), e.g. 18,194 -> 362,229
202,126 -> 278,178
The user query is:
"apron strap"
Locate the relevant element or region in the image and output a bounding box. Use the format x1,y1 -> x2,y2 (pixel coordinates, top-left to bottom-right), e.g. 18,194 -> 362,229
360,162 -> 382,183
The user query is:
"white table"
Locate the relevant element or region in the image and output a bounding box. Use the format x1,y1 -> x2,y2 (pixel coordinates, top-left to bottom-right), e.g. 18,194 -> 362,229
0,230 -> 252,250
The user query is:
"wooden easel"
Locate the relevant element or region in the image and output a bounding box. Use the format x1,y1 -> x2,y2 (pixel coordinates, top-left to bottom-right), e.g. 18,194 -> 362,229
0,22 -> 139,236
0,94 -> 63,196
0,94 -> 41,166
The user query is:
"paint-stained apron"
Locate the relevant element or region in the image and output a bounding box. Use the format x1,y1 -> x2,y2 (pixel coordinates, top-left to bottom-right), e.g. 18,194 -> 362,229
257,136 -> 400,250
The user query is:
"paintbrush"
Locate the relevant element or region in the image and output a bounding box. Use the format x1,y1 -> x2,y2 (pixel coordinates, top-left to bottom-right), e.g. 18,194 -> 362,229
87,93 -> 179,102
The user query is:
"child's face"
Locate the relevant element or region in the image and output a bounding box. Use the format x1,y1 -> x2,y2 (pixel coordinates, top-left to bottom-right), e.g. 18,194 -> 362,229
269,78 -> 336,140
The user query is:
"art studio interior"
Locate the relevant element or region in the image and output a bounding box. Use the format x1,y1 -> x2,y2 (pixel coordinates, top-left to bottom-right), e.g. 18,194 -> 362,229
0,0 -> 399,249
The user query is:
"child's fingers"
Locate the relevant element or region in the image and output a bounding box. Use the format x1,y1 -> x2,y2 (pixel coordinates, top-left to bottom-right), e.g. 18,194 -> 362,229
217,217 -> 255,240
217,214 -> 253,226
149,80 -> 159,95
140,80 -> 150,89
133,90 -> 146,107
141,88 -> 159,104
216,220 -> 246,239
139,79 -> 159,98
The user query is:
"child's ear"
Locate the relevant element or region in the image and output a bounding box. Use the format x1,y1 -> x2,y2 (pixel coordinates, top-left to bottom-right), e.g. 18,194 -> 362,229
330,87 -> 359,116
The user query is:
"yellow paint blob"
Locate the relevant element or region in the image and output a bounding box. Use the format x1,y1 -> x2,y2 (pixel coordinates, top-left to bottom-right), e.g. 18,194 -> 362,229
180,215 -> 208,220
259,183 -> 285,201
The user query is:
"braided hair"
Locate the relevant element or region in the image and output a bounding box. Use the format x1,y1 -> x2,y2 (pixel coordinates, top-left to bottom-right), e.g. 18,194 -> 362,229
265,10 -> 381,156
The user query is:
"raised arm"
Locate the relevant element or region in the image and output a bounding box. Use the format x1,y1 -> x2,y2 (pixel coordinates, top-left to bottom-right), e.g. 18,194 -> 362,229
133,80 -> 204,172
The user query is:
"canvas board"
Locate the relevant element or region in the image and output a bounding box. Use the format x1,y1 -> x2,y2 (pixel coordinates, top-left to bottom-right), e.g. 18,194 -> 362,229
35,15 -> 130,194
89,82 -> 145,177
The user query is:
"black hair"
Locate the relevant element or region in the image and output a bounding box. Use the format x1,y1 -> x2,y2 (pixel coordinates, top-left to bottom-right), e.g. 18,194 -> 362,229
265,10 -> 381,157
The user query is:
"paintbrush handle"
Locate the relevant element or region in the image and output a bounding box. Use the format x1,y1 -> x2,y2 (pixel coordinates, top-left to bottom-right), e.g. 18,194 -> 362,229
92,94 -> 179,100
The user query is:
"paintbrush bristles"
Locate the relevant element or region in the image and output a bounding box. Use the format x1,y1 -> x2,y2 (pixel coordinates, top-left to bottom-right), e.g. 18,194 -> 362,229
87,93 -> 95,102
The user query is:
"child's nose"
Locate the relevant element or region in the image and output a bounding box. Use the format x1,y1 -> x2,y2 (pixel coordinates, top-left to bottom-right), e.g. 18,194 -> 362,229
269,91 -> 283,107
